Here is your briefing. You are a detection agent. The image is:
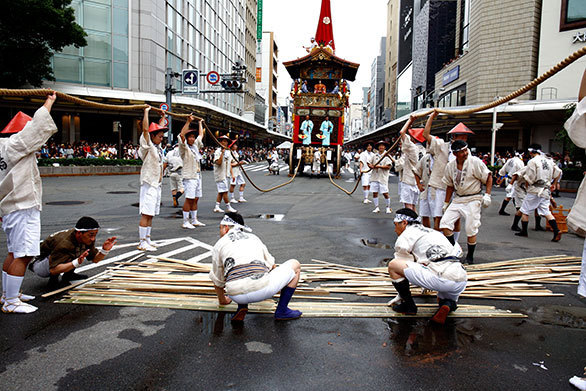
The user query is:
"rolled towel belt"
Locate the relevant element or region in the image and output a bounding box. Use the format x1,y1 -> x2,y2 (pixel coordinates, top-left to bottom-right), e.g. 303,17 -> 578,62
225,263 -> 270,283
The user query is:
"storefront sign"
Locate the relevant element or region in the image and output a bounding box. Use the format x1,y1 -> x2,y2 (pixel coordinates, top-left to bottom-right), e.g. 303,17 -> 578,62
442,65 -> 460,86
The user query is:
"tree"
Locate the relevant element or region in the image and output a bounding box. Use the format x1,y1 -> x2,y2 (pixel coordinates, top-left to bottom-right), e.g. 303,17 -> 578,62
0,0 -> 87,88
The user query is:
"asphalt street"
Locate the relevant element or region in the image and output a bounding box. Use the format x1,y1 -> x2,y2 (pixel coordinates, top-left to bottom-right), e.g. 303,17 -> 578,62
0,163 -> 585,391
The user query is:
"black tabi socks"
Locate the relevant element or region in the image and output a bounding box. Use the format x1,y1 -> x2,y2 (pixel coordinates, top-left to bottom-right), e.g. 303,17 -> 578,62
511,214 -> 522,231
499,199 -> 510,215
515,221 -> 529,237
391,279 -> 417,314
465,243 -> 476,264
549,219 -> 562,242
446,235 -> 456,246
535,215 -> 544,231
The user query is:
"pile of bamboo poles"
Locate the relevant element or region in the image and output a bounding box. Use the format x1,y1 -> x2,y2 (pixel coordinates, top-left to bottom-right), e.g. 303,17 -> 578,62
56,254 -> 581,318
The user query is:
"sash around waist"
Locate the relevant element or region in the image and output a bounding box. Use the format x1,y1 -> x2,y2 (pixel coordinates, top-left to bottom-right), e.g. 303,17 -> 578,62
225,263 -> 270,283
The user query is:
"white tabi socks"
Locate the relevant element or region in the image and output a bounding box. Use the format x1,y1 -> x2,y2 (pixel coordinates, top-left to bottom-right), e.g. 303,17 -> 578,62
182,211 -> 190,223
363,190 -> 369,200
2,274 -> 37,314
373,197 -> 379,207
1,270 -> 34,304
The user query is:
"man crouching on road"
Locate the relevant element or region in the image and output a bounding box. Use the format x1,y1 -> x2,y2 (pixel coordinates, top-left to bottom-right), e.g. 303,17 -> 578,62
209,212 -> 302,323
29,217 -> 117,288
387,208 -> 467,324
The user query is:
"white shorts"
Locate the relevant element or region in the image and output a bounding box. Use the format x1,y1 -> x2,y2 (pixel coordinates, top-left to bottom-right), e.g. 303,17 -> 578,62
397,182 -> 402,197
400,182 -> 420,205
505,184 -> 514,199
169,173 -> 184,192
429,187 -> 447,218
513,189 -> 526,208
404,262 -> 467,302
231,174 -> 245,186
2,207 -> 41,258
312,161 -> 321,171
229,260 -> 297,304
419,192 -> 432,218
139,184 -> 162,216
31,256 -> 51,278
183,177 -> 202,199
440,200 -> 482,237
216,179 -> 229,193
361,172 -> 371,187
370,181 -> 389,194
520,193 -> 550,216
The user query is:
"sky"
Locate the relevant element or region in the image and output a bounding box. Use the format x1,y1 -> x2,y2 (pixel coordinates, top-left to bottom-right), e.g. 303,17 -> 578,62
262,0 -> 388,104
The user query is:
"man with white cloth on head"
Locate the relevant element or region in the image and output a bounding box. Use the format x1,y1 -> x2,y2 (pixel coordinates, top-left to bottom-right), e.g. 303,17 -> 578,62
515,144 -> 562,242
0,92 -> 57,314
498,152 -> 525,216
387,208 -> 467,325
440,140 -> 493,265
209,212 -> 302,323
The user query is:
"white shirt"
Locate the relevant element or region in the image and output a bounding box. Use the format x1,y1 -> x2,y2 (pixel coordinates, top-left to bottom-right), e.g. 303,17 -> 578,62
213,148 -> 229,182
358,150 -> 373,172
523,154 -> 562,198
498,156 -> 524,177
139,133 -> 164,187
443,155 -> 490,202
426,137 -> 450,190
369,152 -> 392,184
400,136 -> 426,186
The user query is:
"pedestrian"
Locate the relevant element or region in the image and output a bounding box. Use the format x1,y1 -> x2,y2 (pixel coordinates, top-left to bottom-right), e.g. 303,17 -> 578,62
498,152 -> 525,216
228,141 -> 247,203
213,135 -> 237,213
312,147 -> 321,176
209,212 -> 303,323
359,143 -> 374,203
0,92 -> 58,313
515,144 -> 562,241
387,208 -> 467,324
28,217 -> 116,288
368,141 -> 393,214
440,140 -> 493,264
137,107 -> 166,252
178,115 -> 206,228
165,145 -> 184,208
398,116 -> 426,211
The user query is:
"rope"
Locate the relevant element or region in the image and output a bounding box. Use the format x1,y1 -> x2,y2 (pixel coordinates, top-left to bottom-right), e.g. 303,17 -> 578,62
200,121 -> 302,193
326,45 -> 586,195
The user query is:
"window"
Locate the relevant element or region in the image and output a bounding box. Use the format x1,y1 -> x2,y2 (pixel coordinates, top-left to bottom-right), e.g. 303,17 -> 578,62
460,0 -> 471,52
560,0 -> 586,31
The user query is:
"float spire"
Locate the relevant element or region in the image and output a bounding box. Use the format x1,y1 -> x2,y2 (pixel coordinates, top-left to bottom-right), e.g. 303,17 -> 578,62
315,0 -> 335,51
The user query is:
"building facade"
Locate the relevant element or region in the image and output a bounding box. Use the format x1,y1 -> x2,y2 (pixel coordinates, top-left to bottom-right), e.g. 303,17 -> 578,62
384,0 -> 399,121
255,31 -> 279,127
369,37 -> 386,129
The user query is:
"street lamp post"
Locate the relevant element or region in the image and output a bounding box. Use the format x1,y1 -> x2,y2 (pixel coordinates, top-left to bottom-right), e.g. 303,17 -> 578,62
490,102 -> 504,166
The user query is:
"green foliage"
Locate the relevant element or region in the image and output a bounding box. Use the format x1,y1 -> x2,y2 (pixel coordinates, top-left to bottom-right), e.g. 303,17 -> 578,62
555,103 -> 583,160
0,0 -> 87,87
37,158 -> 142,167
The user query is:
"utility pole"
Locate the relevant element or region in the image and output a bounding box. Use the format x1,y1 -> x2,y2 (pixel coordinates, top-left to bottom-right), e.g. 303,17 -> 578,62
165,67 -> 180,144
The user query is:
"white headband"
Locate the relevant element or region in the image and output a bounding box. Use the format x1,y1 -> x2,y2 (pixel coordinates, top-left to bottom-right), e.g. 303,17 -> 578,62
393,214 -> 420,223
527,148 -> 542,154
220,215 -> 252,232
74,228 -> 99,232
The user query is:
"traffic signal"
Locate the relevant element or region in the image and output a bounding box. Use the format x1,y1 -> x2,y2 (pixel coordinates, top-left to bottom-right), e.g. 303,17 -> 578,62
220,77 -> 242,91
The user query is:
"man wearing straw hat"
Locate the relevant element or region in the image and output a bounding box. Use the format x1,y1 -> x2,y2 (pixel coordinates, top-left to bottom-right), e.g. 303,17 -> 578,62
28,217 -> 116,288
398,116 -> 426,211
0,92 -> 57,314
209,212 -> 302,322
213,135 -> 237,213
137,107 -> 167,252
387,208 -> 467,325
368,140 -> 393,214
440,140 -> 493,264
178,115 -> 206,229
228,140 -> 248,204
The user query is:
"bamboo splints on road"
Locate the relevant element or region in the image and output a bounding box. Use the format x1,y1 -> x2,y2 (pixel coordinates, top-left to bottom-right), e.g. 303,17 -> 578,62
55,254 -> 582,319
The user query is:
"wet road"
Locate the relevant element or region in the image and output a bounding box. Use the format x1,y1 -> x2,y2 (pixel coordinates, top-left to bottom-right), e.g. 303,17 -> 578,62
0,164 -> 584,390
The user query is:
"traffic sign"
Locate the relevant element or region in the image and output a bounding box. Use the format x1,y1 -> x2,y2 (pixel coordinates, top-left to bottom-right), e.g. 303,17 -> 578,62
182,69 -> 199,93
162,118 -> 169,126
206,71 -> 220,85
159,103 -> 169,111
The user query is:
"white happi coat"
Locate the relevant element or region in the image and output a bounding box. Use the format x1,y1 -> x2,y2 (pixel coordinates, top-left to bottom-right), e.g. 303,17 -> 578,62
0,106 -> 57,216
522,154 -> 562,199
443,155 -> 491,203
213,148 -> 230,182
414,153 -> 433,199
564,97 -> 586,236
178,134 -> 204,180
139,133 -> 164,187
209,228 -> 276,296
358,150 -> 373,173
400,136 -> 426,186
369,152 -> 393,184
427,137 -> 449,191
394,225 -> 466,282
498,156 -> 525,178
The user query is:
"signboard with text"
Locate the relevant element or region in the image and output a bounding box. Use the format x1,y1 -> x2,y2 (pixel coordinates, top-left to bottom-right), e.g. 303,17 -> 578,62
442,65 -> 460,86
182,69 -> 199,93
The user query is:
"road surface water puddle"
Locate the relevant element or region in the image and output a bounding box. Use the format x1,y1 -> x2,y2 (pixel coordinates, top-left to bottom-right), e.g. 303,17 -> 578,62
526,305 -> 586,329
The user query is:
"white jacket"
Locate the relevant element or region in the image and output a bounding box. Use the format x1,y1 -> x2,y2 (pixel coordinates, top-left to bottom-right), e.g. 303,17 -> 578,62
138,133 -> 163,187
178,135 -> 203,179
565,97 -> 586,236
401,136 -> 426,186
0,106 -> 57,216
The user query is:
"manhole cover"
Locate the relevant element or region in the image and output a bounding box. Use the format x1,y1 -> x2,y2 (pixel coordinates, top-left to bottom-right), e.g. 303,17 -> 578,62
46,201 -> 86,206
256,214 -> 285,221
107,191 -> 137,194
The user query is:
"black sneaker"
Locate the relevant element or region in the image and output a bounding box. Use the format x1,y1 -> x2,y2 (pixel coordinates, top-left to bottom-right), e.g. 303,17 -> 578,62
511,225 -> 521,232
392,301 -> 417,315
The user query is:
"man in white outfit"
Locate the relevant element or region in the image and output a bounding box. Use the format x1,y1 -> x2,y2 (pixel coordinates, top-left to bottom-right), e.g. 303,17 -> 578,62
368,141 -> 393,214
178,115 -> 206,228
498,153 -> 525,216
228,141 -> 247,203
358,143 -> 374,203
213,136 -> 237,213
1,92 -> 57,313
399,117 -> 427,211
